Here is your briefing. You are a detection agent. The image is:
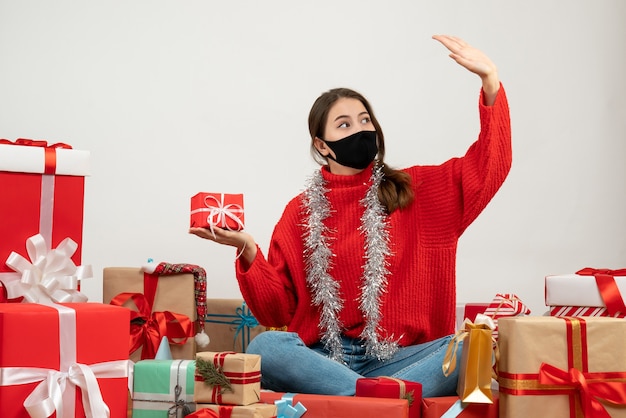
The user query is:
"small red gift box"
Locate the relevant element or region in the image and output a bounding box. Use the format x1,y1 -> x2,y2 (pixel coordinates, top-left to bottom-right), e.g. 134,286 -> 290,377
421,394 -> 499,418
260,391 -> 409,418
356,376 -> 422,418
0,139 -> 89,287
0,302 -> 131,417
190,192 -> 245,231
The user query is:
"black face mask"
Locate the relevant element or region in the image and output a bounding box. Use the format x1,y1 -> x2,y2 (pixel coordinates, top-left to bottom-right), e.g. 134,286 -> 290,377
321,130 -> 378,170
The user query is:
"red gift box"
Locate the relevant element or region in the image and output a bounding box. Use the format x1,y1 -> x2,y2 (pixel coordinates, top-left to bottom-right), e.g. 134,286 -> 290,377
0,303 -> 131,417
0,139 -> 89,286
356,376 -> 422,418
421,394 -> 499,418
260,391 -> 409,418
190,192 -> 245,231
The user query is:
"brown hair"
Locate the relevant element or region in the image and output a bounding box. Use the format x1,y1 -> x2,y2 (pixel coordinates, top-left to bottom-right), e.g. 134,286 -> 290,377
308,87 -> 414,213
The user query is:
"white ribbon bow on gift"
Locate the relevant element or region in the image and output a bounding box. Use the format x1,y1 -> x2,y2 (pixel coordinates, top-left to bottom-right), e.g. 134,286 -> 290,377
4,234 -> 91,303
191,194 -> 244,236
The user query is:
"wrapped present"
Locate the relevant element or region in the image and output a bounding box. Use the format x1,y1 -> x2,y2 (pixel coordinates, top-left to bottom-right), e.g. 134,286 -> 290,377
194,351 -> 261,406
545,268 -> 626,316
498,316 -> 626,417
104,262 -> 207,361
202,299 -> 266,353
132,359 -> 196,418
195,403 -> 277,418
0,302 -> 132,417
482,293 -> 530,339
0,139 -> 89,289
191,192 -> 245,231
421,393 -> 499,418
3,233 -> 92,303
549,305 -> 626,318
455,303 -> 490,331
355,376 -> 422,418
443,315 -> 495,404
260,391 -> 409,418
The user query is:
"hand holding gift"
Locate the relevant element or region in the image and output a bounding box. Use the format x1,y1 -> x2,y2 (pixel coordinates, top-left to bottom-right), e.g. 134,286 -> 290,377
189,192 -> 257,263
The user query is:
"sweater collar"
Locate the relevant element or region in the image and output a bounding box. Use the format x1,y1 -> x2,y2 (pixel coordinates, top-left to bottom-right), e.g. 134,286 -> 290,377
320,163 -> 374,189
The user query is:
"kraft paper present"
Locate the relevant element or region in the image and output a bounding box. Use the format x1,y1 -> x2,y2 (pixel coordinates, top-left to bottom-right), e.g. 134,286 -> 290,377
190,192 -> 245,231
356,376 -> 422,418
260,391 -> 409,418
443,315 -> 495,404
202,299 -> 266,353
195,403 -> 277,418
0,303 -> 131,418
545,268 -> 626,316
498,316 -> 626,418
421,394 -> 499,418
0,139 -> 89,287
132,359 -> 196,418
194,351 -> 261,406
103,266 -> 196,361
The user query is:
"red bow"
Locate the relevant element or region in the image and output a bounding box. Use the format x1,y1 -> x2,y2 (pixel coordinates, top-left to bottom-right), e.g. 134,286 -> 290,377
539,362 -> 626,418
110,292 -> 193,359
576,268 -> 626,315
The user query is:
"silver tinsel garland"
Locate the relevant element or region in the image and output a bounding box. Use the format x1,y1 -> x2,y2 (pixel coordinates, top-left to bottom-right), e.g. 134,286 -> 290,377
302,163 -> 398,363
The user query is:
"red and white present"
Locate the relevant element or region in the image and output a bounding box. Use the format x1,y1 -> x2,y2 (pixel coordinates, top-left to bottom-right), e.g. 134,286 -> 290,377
190,192 -> 244,231
356,376 -> 422,418
0,303 -> 132,417
545,268 -> 626,317
482,293 -> 531,339
0,138 -> 89,290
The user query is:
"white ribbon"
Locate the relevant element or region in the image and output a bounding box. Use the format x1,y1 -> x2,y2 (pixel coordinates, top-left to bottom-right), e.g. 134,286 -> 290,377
190,193 -> 244,235
4,234 -> 91,303
0,304 -> 132,417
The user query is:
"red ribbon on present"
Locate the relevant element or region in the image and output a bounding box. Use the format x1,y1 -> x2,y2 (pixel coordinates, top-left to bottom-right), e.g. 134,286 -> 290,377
576,268 -> 626,316
0,138 -> 72,174
110,291 -> 193,359
194,352 -> 262,404
499,317 -> 626,417
538,363 -> 626,418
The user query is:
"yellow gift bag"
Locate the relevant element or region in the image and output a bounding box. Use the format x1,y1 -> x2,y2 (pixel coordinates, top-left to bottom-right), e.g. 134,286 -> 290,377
442,314 -> 495,404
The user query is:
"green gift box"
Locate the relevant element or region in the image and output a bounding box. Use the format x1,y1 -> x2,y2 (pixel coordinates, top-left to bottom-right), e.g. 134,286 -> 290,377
132,359 -> 196,418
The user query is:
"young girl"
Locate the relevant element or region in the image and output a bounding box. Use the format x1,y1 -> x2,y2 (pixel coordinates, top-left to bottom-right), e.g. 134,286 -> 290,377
190,34 -> 511,397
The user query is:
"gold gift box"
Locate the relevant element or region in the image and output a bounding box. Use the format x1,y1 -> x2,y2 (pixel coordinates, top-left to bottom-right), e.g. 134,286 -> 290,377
103,266 -> 196,361
498,316 -> 626,418
195,403 -> 276,418
194,351 -> 261,406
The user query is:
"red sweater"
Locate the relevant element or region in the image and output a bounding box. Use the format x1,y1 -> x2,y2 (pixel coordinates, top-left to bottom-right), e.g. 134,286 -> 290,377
236,86 -> 511,347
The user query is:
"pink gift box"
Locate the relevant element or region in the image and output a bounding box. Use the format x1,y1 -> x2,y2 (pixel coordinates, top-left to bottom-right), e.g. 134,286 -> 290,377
190,192 -> 245,231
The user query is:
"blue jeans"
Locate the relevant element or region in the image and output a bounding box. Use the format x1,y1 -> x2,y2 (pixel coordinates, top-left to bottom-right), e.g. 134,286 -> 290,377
246,331 -> 461,397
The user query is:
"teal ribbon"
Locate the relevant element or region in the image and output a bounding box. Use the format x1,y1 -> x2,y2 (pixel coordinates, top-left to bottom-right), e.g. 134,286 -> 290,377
441,399 -> 466,417
275,393 -> 307,418
204,302 -> 259,352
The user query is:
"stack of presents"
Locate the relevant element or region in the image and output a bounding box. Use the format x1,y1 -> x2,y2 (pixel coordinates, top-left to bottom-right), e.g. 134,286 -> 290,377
2,138 -> 626,417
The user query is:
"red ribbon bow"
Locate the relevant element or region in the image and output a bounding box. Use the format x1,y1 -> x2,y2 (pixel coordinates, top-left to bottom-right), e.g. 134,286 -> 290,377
539,362 -> 626,418
110,292 -> 193,359
576,268 -> 626,316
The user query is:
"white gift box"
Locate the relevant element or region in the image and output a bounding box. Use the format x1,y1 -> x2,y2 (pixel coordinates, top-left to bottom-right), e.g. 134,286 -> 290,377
545,273 -> 626,307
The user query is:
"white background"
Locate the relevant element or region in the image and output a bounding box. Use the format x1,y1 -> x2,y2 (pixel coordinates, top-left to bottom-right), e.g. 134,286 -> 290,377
1,1 -> 624,316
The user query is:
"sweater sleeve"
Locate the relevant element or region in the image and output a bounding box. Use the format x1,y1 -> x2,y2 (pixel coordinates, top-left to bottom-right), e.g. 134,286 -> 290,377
455,83 -> 512,233
234,201 -> 300,328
